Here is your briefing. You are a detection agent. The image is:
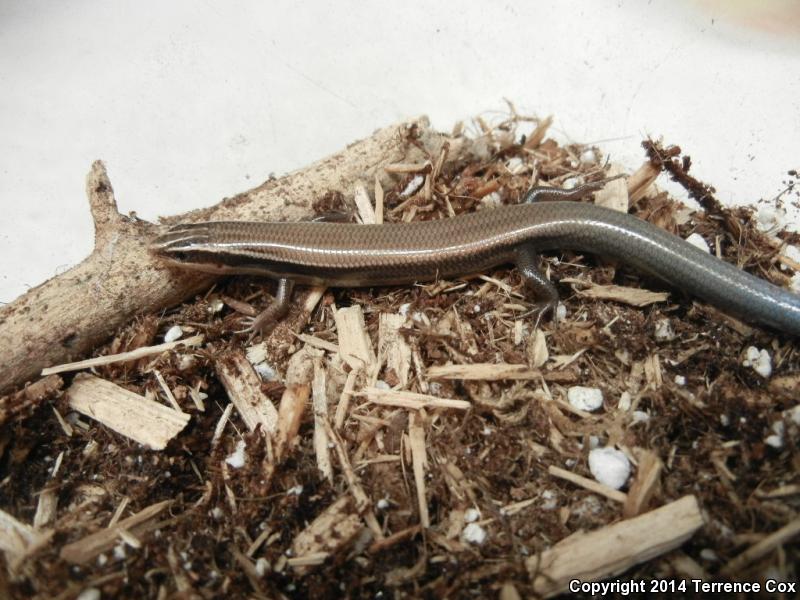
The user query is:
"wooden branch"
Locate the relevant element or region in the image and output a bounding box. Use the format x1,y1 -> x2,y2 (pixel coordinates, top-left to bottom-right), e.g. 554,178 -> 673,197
0,116 -> 448,396
528,495 -> 704,598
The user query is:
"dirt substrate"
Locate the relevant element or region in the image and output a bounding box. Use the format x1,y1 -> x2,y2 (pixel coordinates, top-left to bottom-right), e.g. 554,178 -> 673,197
1,116 -> 799,598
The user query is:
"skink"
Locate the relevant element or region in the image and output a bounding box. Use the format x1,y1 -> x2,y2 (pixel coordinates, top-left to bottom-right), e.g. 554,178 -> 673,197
151,182 -> 800,336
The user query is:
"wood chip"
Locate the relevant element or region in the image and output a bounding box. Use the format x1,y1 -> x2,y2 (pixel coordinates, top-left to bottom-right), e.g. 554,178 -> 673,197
720,517 -> 800,577
334,368 -> 358,430
361,387 -> 471,411
294,333 -> 340,354
374,174 -> 384,224
528,495 -> 704,597
334,305 -> 377,372
0,373 -> 63,426
153,369 -> 181,412
290,495 -> 363,574
312,358 -> 333,482
378,313 -> 411,387
526,329 -> 549,368
272,347 -> 316,463
565,280 -> 669,306
211,403 -> 234,448
0,508 -> 53,571
524,115 -> 552,149
368,525 -> 422,554
755,483 -> 800,499
594,164 -> 629,213
60,499 -> 173,564
408,412 -> 430,528
353,181 -> 377,224
627,160 -> 661,203
768,374 -> 800,399
33,449 -> 63,529
384,162 -> 430,174
548,465 -> 627,503
623,450 -> 663,517
42,334 -> 204,375
33,488 -> 58,529
427,363 -> 542,380
644,354 -> 663,390
214,349 -> 279,436
323,421 -> 381,536
67,374 -> 190,450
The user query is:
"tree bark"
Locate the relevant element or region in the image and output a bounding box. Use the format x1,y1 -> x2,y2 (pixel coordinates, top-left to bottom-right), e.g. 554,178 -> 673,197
0,116 -> 452,394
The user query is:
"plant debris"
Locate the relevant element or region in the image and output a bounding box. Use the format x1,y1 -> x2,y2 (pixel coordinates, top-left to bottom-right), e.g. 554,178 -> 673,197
1,112 -> 799,599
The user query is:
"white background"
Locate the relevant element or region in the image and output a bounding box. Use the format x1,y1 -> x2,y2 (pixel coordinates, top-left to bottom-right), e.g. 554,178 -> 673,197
2,0 -> 799,303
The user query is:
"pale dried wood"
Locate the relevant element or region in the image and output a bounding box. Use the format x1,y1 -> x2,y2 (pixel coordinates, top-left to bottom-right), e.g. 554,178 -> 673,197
368,525 -> 422,554
213,349 -> 278,436
0,373 -> 63,426
361,387 -> 471,411
334,368 -> 358,430
377,312 -> 412,387
644,354 -> 663,390
408,412 -> 430,528
0,508 -> 54,571
108,497 -> 130,527
669,551 -> 709,580
500,583 -> 523,600
153,369 -> 181,412
166,545 -> 193,592
41,334 -> 204,376
294,333 -> 340,354
33,488 -> 58,529
1,116 -> 443,396
211,403 -> 234,448
755,483 -> 800,499
529,495 -> 704,598
60,499 -> 173,564
323,420 -> 382,537
188,384 -> 206,412
287,552 -> 330,568
246,527 -> 274,557
353,181 -> 377,224
768,374 -> 800,399
274,348 -> 315,462
623,450 -> 663,518
334,305 -> 377,372
526,329 -> 549,368
290,495 -> 363,574
548,465 -> 628,504
33,450 -> 63,529
374,174 -> 385,224
232,549 -> 267,596
720,517 -> 800,577
67,374 -> 190,450
426,363 -> 542,381
383,162 -> 430,174
564,279 -> 669,306
627,160 -> 661,203
594,165 -> 629,213
523,115 -> 552,149
311,357 -> 333,482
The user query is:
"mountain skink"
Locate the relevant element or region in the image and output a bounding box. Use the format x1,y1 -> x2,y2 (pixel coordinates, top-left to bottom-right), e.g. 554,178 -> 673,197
151,182 -> 800,336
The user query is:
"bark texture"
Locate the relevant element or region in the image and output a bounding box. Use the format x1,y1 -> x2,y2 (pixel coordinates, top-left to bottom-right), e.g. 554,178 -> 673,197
0,117 -> 447,394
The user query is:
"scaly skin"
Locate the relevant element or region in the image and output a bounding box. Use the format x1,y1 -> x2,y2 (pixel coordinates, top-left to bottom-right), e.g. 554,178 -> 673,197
152,188 -> 800,336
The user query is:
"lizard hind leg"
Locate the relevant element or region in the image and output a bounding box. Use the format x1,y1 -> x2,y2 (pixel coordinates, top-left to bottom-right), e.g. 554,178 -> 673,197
238,212 -> 350,341
515,245 -> 560,329
237,277 -> 295,341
